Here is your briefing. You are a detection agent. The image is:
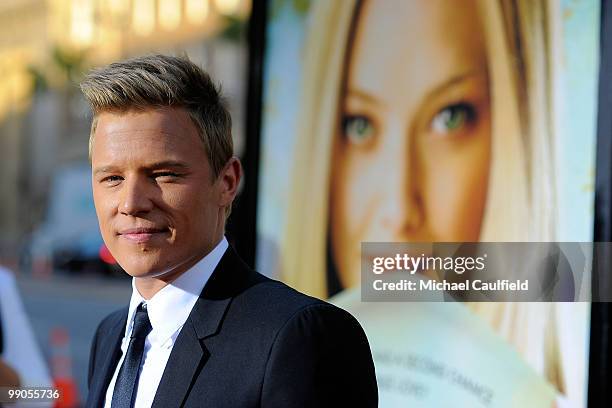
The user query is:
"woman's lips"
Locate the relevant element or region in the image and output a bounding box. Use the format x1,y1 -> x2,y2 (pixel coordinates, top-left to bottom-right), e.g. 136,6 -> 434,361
118,228 -> 167,243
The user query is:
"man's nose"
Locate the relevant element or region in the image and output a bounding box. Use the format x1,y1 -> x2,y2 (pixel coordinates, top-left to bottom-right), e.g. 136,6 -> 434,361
119,177 -> 154,216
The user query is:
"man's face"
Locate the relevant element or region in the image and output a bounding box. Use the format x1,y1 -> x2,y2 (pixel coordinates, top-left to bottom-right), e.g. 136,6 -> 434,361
91,107 -> 226,280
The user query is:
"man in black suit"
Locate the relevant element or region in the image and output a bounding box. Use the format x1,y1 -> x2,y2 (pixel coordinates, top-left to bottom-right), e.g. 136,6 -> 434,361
82,55 -> 377,407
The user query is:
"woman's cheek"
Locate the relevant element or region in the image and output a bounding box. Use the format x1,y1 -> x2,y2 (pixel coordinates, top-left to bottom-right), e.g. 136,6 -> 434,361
456,122 -> 491,240
422,160 -> 485,241
334,152 -> 368,236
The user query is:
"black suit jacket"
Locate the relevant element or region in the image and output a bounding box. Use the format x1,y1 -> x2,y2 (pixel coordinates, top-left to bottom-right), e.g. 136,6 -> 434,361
86,247 -> 378,407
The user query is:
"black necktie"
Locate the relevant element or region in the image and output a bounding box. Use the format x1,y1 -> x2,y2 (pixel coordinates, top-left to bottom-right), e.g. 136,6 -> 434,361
111,303 -> 152,408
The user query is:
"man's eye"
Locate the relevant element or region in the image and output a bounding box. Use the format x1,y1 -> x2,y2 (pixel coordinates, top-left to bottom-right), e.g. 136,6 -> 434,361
342,115 -> 375,145
430,103 -> 476,135
102,175 -> 122,185
153,172 -> 181,180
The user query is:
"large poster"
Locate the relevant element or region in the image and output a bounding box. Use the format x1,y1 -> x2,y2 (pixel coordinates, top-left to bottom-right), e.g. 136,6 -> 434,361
257,0 -> 597,406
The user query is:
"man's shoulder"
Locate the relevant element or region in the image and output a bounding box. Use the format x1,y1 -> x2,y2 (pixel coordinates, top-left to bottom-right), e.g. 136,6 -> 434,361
209,247 -> 338,325
240,270 -> 324,307
230,271 -> 357,331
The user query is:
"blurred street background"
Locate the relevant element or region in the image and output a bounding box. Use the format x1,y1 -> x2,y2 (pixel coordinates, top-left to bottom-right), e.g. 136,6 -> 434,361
0,0 -> 252,405
18,273 -> 130,398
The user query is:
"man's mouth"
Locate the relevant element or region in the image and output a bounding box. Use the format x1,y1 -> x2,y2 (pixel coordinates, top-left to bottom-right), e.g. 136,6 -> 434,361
118,227 -> 168,243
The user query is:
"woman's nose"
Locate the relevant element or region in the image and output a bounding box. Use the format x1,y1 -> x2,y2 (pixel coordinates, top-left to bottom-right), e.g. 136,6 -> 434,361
379,179 -> 424,236
378,140 -> 424,238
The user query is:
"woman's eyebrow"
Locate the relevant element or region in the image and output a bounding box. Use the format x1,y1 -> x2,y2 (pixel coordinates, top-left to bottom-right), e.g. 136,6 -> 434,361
344,88 -> 382,106
424,69 -> 487,101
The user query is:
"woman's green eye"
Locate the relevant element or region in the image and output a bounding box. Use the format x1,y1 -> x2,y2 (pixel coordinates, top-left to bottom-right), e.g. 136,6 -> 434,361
343,115 -> 375,144
431,103 -> 476,134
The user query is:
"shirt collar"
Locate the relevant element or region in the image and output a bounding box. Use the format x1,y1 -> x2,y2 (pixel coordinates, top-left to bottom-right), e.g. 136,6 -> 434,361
124,237 -> 229,347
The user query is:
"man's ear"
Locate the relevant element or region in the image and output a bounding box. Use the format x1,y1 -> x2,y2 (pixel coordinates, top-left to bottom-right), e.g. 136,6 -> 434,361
218,157 -> 242,207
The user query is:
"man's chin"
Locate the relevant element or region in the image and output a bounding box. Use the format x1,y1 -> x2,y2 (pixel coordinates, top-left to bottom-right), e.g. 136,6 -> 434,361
123,270 -> 153,278
117,259 -> 168,279
120,263 -> 184,281
116,252 -> 204,282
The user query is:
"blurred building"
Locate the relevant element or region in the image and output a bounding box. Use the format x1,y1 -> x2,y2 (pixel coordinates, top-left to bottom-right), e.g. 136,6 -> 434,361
0,0 -> 250,264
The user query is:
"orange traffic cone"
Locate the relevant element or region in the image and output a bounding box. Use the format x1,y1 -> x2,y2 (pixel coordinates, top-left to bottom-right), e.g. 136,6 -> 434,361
50,327 -> 80,408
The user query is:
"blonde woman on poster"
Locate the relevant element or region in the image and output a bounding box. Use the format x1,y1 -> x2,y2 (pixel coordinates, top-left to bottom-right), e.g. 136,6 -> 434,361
280,0 -> 587,406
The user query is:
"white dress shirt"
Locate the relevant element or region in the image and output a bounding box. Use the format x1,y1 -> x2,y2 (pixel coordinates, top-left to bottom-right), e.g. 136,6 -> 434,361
103,237 -> 228,408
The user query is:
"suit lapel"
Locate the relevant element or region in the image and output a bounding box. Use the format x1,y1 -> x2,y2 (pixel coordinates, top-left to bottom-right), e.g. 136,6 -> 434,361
87,310 -> 127,407
150,317 -> 206,408
150,296 -> 231,408
151,246 -> 265,407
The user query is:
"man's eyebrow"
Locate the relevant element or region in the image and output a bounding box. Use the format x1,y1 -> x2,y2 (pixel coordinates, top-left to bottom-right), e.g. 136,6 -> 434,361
93,166 -> 119,176
147,160 -> 191,170
93,161 -> 190,176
